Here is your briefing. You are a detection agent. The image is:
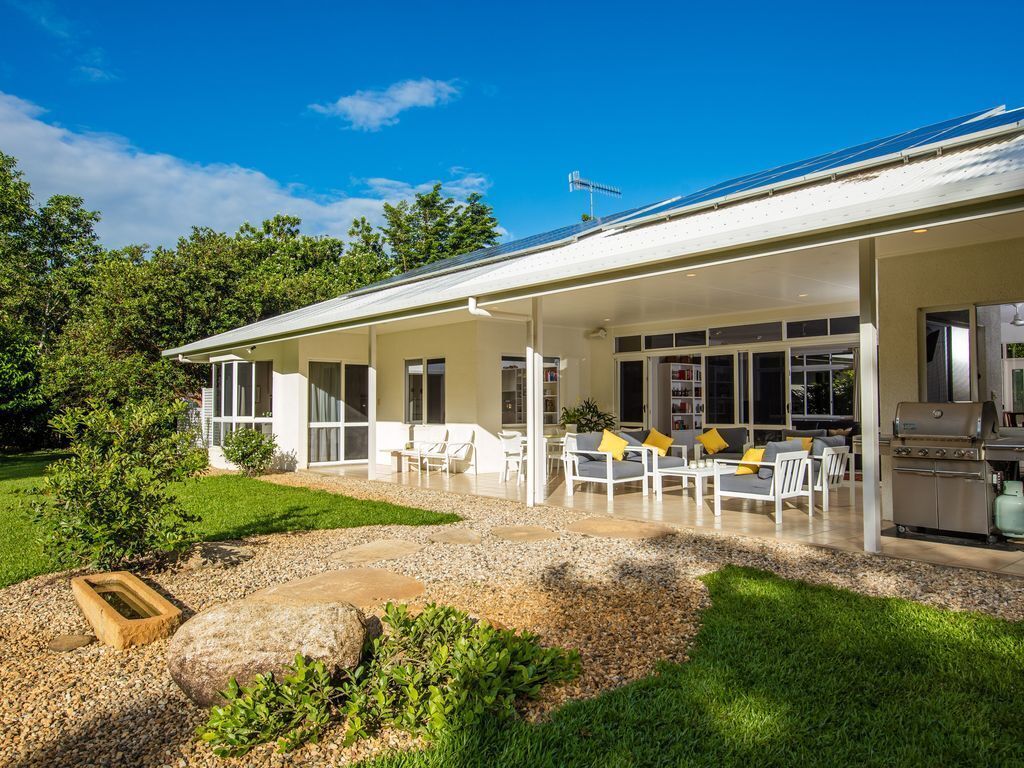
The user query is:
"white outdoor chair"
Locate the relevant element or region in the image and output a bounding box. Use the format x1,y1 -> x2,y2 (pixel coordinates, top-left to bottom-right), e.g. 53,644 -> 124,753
713,447 -> 812,526
498,431 -> 525,483
810,445 -> 853,512
422,428 -> 476,476
563,432 -> 649,500
401,425 -> 447,474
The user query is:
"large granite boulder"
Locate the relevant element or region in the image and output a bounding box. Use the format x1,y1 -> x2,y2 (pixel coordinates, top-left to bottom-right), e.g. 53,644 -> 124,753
167,599 -> 377,707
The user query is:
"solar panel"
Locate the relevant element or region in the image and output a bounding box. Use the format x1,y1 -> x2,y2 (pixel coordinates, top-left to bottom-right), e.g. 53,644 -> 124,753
348,205 -> 650,295
351,105 -> 1023,297
613,106 -> 1022,226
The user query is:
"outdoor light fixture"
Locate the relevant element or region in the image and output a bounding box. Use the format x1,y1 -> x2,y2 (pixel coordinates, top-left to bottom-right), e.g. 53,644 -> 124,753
798,292 -> 809,297
912,228 -> 929,234
685,272 -> 697,278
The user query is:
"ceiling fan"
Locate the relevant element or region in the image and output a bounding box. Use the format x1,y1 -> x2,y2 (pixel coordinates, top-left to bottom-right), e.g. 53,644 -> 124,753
1012,304 -> 1024,327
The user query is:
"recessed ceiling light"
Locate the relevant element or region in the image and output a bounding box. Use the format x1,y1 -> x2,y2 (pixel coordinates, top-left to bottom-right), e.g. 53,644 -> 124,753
685,272 -> 697,278
912,228 -> 928,234
602,317 -> 612,322
798,292 -> 809,298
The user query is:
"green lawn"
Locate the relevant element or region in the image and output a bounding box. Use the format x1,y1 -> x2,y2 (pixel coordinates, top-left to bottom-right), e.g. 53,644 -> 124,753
0,453 -> 458,588
362,566 -> 1024,768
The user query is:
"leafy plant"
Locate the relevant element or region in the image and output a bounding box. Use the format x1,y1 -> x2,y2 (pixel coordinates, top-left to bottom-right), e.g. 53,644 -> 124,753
560,398 -> 617,433
26,399 -> 207,569
199,655 -> 336,758
222,427 -> 277,477
196,603 -> 580,757
338,603 -> 581,743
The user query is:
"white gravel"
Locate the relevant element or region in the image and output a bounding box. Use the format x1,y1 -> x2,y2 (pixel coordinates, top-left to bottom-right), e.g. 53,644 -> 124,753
2,471 -> 1022,767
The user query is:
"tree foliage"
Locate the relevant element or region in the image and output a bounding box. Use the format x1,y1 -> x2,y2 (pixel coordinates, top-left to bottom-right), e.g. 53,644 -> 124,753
0,151 -> 502,449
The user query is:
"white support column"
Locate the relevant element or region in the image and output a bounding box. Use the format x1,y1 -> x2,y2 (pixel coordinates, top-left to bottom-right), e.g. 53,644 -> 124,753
525,298 -> 545,506
859,239 -> 882,553
367,325 -> 377,481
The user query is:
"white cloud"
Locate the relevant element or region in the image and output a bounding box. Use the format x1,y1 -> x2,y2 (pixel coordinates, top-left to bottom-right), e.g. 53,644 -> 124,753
311,78 -> 460,131
7,1 -> 117,81
0,91 -> 491,248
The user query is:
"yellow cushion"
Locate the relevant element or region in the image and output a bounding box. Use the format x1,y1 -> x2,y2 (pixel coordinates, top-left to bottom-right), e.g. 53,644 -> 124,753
735,448 -> 765,475
696,428 -> 728,455
599,429 -> 629,461
644,428 -> 674,457
800,436 -> 814,452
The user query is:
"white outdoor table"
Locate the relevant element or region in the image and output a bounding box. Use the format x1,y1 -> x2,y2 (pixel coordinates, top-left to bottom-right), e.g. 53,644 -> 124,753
656,463 -> 735,507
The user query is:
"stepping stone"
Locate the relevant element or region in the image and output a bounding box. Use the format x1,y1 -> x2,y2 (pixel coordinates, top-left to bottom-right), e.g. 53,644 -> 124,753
249,568 -> 425,609
567,517 -> 676,540
429,529 -> 482,545
491,525 -> 559,543
48,633 -> 96,652
329,539 -> 422,564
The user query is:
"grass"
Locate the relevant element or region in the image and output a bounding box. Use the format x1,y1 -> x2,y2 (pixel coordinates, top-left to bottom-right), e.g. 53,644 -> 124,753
0,452 -> 458,588
361,566 -> 1024,768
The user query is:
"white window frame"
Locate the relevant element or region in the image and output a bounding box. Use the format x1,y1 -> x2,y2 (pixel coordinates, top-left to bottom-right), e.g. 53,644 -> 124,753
211,360 -> 272,446
308,359 -> 370,465
405,357 -> 446,425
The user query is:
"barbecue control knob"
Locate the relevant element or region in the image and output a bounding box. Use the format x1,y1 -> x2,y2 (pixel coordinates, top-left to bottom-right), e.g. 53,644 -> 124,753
917,449 -> 929,457
953,449 -> 965,458
935,449 -> 946,457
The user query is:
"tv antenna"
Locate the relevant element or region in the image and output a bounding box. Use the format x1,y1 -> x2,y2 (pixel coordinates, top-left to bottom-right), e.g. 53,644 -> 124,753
568,170 -> 621,220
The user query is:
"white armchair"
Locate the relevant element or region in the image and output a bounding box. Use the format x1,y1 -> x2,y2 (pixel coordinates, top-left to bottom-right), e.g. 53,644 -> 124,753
713,446 -> 812,526
498,431 -> 525,483
400,425 -> 448,473
563,433 -> 649,500
810,445 -> 853,512
422,427 -> 475,476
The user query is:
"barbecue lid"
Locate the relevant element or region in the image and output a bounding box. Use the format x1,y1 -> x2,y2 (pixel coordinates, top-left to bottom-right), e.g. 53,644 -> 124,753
893,401 -> 999,439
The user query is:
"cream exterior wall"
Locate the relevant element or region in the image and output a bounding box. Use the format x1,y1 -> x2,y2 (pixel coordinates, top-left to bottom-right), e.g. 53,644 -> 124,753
217,318 -> 591,474
877,236 -> 1024,517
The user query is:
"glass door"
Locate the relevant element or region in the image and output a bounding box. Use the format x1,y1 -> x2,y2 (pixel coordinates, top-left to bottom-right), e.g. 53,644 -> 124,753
309,361 -> 370,464
749,349 -> 788,443
618,359 -> 646,428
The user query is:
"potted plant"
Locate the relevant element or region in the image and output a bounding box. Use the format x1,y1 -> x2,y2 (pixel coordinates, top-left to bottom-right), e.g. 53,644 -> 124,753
559,398 -> 616,433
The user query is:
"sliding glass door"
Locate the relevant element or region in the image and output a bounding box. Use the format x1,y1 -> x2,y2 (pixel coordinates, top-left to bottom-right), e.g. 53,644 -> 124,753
618,359 -> 646,428
309,361 -> 369,464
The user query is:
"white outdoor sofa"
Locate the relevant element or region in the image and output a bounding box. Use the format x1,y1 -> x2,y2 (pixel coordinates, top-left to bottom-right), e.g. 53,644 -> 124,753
713,439 -> 812,525
809,441 -> 853,512
563,432 -> 650,500
421,427 -> 475,476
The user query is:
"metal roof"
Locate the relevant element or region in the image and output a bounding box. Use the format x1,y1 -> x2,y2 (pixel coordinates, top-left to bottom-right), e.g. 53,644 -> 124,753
165,111 -> 1024,359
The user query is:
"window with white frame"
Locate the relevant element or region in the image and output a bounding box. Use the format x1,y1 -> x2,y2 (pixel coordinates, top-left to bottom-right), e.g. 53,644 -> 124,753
405,358 -> 445,424
308,361 -> 369,464
211,360 -> 273,445
790,347 -> 855,418
501,356 -> 560,426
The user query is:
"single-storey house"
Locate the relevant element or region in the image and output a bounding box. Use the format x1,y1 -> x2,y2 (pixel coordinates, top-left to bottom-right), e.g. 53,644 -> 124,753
165,105 -> 1024,558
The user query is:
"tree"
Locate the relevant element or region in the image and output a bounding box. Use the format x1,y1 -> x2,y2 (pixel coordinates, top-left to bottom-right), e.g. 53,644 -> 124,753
450,192 -> 500,256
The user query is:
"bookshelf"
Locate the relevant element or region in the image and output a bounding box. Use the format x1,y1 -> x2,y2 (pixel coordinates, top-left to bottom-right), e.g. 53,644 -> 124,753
657,360 -> 703,432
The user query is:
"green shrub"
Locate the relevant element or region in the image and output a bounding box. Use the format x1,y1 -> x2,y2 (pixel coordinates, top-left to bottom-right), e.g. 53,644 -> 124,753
560,397 -> 616,433
199,655 -> 336,758
222,428 -> 277,477
26,399 -> 207,569
339,603 -> 581,743
198,603 -> 580,757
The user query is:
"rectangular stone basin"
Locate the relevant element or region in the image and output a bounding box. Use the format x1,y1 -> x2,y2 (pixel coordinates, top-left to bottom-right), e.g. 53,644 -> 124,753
71,571 -> 181,649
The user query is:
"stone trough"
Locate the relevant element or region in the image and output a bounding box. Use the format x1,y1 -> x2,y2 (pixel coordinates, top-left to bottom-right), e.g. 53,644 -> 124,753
70,571 -> 181,649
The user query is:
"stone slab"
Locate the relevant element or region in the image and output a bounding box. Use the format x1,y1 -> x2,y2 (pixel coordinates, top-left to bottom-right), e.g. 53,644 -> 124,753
249,568 -> 425,609
567,517 -> 676,540
429,529 -> 482,545
490,525 -> 559,543
329,539 -> 423,564
48,633 -> 96,652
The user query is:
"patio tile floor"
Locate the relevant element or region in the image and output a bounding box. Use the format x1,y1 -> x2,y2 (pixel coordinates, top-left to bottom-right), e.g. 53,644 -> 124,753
309,465 -> 1024,577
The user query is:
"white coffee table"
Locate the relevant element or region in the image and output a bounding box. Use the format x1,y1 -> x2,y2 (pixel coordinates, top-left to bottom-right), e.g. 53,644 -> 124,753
655,463 -> 734,507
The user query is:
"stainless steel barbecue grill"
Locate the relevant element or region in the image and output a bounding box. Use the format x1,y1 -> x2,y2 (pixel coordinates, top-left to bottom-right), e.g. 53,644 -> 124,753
890,401 -> 999,538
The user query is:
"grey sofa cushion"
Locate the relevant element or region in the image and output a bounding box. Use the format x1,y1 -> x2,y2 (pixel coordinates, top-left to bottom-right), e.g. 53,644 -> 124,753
811,435 -> 847,457
785,428 -> 828,439
621,430 -> 650,445
577,459 -> 646,480
718,472 -> 773,495
758,440 -> 804,480
574,432 -> 604,461
653,454 -> 686,470
704,427 -> 748,454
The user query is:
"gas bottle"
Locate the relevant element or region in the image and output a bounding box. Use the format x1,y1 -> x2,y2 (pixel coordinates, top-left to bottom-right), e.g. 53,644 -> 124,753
994,481 -> 1024,539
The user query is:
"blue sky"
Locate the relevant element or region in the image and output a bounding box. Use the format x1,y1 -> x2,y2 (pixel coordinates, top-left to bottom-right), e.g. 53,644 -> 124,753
1,0 -> 1022,248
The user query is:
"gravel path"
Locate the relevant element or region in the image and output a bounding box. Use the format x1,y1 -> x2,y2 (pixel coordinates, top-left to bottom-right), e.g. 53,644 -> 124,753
2,471 -> 1023,767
